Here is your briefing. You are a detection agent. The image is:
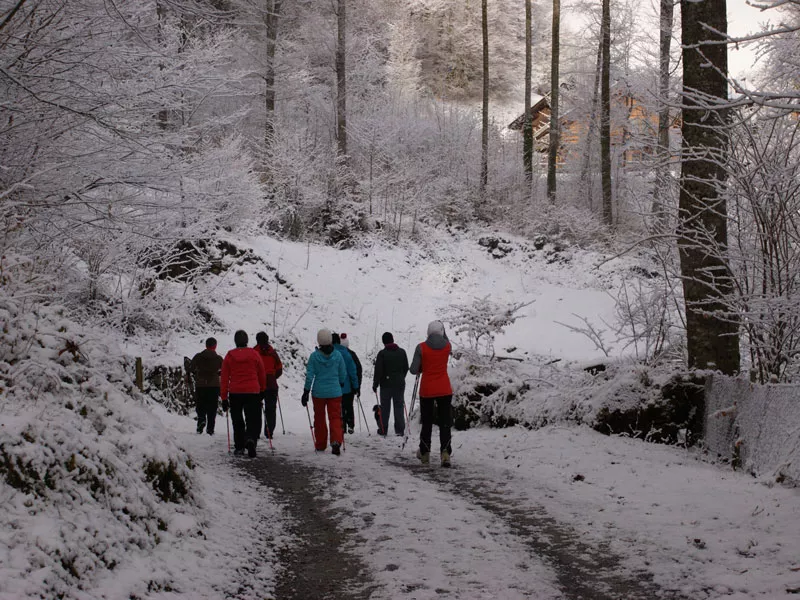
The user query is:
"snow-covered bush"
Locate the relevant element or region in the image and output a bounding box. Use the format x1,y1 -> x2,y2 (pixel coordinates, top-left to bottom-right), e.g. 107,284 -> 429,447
449,336 -> 704,447
725,110 -> 800,382
444,297 -> 534,359
0,295 -> 205,598
443,296 -> 535,426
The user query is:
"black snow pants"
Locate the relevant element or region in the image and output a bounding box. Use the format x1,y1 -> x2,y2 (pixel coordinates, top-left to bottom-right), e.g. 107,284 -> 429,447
196,387 -> 220,434
341,392 -> 356,432
263,389 -> 278,440
229,393 -> 262,451
379,384 -> 406,435
419,395 -> 452,455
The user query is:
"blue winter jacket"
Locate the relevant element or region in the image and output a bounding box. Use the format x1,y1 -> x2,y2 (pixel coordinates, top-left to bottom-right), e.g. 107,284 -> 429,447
334,343 -> 359,394
304,347 -> 346,399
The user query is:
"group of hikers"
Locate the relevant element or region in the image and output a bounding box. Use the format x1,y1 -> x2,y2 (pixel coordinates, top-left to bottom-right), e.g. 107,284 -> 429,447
189,321 -> 453,467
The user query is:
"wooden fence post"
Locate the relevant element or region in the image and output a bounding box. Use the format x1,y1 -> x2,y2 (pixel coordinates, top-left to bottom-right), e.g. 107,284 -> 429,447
135,357 -> 144,391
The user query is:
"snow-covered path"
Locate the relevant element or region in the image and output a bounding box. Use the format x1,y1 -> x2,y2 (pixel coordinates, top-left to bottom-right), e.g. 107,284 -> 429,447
172,414 -> 800,600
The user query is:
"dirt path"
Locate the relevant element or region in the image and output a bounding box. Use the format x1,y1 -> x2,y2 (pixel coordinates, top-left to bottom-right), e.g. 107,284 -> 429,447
385,457 -> 687,600
239,454 -> 377,600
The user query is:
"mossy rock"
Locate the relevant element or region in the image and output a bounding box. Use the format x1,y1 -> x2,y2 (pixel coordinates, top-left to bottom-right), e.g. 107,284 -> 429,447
593,372 -> 705,445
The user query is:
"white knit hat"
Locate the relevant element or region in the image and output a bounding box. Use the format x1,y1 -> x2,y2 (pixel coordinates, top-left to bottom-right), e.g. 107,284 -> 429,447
317,328 -> 333,346
341,333 -> 350,348
427,320 -> 445,336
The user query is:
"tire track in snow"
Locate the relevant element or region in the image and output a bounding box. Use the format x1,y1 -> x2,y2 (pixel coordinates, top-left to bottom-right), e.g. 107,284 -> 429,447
383,456 -> 688,600
238,454 -> 377,600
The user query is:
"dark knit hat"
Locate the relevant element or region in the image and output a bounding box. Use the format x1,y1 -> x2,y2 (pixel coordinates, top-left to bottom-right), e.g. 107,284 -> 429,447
205,337 -> 217,349
234,330 -> 248,348
256,331 -> 269,346
382,332 -> 394,345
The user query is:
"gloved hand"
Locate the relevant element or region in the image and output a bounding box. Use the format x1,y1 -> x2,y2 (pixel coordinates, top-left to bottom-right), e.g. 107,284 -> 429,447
354,387 -> 360,398
301,389 -> 309,407
221,399 -> 229,412
372,385 -> 378,394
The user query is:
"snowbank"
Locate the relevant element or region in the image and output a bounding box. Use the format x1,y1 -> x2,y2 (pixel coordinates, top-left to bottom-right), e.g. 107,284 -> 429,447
705,375 -> 800,483
0,296 -> 280,598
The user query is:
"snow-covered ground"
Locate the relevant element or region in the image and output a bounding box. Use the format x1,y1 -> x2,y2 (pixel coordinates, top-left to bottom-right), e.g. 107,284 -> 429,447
128,229 -> 630,366
3,229 -> 799,598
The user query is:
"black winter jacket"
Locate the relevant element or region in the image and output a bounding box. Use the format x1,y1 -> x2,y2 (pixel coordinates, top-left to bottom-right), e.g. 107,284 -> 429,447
348,349 -> 363,390
190,349 -> 223,388
372,344 -> 409,390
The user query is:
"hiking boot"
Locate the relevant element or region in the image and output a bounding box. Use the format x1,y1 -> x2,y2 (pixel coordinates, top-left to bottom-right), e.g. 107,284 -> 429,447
416,449 -> 430,465
331,442 -> 341,456
246,439 -> 256,458
441,451 -> 451,468
347,427 -> 354,435
233,448 -> 245,456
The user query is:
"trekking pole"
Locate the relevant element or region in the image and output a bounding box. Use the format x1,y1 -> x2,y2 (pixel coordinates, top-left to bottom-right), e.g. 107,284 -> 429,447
401,374 -> 420,451
225,408 -> 231,454
277,393 -> 285,434
356,392 -> 371,435
408,374 -> 420,420
305,403 -> 317,449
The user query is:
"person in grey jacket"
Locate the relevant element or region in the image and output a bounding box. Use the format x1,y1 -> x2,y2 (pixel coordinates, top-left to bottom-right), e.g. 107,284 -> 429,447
372,332 -> 409,436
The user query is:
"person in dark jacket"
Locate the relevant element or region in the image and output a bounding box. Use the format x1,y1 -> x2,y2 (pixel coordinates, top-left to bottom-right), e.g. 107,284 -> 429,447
331,332 -> 359,435
340,332 -> 362,434
190,337 -> 223,435
221,330 -> 266,457
409,321 -> 452,467
254,331 -> 283,440
372,332 -> 409,436
303,328 -> 347,455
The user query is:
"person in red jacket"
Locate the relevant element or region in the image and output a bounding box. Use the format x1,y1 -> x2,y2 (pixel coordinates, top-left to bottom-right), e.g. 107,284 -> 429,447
254,331 -> 283,440
221,330 -> 266,457
409,320 -> 453,467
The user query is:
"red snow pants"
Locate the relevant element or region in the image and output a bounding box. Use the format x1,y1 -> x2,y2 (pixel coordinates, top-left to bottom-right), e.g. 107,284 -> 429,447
312,396 -> 343,451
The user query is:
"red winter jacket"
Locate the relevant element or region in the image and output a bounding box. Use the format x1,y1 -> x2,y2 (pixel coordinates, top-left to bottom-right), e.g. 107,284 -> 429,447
255,343 -> 283,390
221,348 -> 266,400
418,341 -> 452,398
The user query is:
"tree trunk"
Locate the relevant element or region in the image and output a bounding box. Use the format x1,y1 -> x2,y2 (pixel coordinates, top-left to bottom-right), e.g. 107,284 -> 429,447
546,0 -> 560,203
678,0 -> 740,375
600,0 -> 612,226
336,0 -> 347,161
156,1 -> 169,131
265,0 -> 281,155
651,0 -> 674,230
480,0 -> 489,198
579,38 -> 603,210
523,0 -> 533,184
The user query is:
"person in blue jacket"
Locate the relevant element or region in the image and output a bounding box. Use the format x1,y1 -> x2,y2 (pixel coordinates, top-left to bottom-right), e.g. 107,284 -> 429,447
332,332 -> 360,434
303,328 -> 347,455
